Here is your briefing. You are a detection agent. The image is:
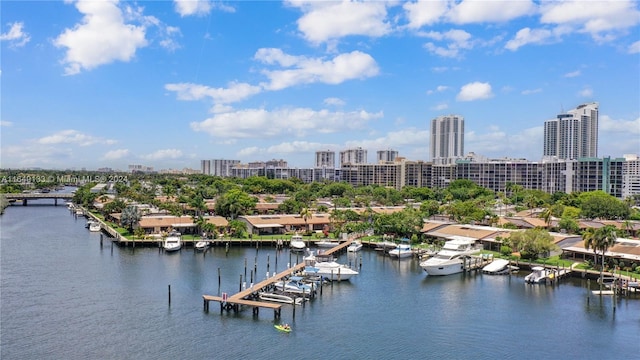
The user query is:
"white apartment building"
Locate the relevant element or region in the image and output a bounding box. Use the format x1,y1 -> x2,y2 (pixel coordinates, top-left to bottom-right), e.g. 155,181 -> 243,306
431,115 -> 464,165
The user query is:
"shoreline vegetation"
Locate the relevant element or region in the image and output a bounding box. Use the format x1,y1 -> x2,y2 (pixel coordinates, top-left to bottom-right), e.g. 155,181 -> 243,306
2,169 -> 640,278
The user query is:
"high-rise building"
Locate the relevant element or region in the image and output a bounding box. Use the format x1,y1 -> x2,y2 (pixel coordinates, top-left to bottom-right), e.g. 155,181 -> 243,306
315,150 -> 336,168
340,147 -> 367,167
377,149 -> 398,164
201,160 -> 211,175
543,102 -> 599,160
431,115 -> 464,165
211,159 -> 240,177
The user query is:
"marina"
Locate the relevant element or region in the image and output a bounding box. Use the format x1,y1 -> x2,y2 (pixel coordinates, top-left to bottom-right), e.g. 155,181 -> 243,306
1,202 -> 639,359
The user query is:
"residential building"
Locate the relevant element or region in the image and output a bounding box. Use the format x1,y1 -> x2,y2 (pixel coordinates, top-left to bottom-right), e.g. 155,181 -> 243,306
377,149 -> 398,164
622,154 -> 640,199
315,150 -> 336,168
431,115 -> 464,165
543,102 -> 599,160
211,159 -> 240,177
340,147 -> 368,166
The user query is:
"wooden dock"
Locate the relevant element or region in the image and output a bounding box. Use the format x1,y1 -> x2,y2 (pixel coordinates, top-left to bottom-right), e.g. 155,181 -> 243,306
202,238 -> 354,318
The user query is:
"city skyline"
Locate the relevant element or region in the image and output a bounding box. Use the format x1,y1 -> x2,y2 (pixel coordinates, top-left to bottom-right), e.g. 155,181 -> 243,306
2,1 -> 639,170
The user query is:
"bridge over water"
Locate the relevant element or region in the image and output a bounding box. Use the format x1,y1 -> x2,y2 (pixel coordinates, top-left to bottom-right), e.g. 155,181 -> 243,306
3,193 -> 74,206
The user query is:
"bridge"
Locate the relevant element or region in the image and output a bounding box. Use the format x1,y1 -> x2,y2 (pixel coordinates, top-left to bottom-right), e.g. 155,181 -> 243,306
3,193 -> 74,206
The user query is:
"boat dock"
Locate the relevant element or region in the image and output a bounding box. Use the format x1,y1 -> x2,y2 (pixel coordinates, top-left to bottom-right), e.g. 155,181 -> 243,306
202,239 -> 355,318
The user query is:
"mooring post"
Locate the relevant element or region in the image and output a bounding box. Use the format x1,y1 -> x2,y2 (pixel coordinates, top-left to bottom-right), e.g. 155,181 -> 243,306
239,275 -> 243,292
168,284 -> 171,306
218,267 -> 221,291
244,257 -> 247,279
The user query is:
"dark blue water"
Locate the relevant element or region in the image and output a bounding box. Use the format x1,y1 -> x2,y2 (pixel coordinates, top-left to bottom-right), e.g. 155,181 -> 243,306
2,201 -> 639,359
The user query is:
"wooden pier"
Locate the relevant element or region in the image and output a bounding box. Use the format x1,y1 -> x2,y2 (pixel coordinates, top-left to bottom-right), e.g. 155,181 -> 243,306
202,238 -> 354,318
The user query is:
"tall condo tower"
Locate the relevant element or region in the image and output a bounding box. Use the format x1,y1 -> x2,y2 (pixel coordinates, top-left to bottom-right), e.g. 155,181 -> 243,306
431,115 -> 464,165
543,102 -> 599,160
377,149 -> 399,163
340,147 -> 367,167
315,150 -> 336,168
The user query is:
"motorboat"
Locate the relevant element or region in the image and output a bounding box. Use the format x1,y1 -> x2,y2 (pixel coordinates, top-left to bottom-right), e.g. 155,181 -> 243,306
259,292 -> 304,305
524,266 -> 552,284
274,276 -> 316,294
274,324 -> 291,333
347,241 -> 363,252
88,221 -> 101,232
303,251 -> 358,281
290,234 -> 306,252
375,240 -> 398,252
163,231 -> 182,252
388,243 -> 413,259
315,240 -> 340,248
419,238 -> 480,276
195,240 -> 209,251
482,259 -> 518,275
304,263 -> 359,281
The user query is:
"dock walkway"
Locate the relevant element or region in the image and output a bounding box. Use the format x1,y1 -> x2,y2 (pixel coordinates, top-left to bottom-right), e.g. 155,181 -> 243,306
202,238 -> 354,318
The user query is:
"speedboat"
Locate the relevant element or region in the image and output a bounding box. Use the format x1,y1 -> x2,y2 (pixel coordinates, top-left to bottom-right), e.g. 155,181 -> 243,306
259,292 -> 304,305
419,238 -> 480,276
290,234 -> 306,252
388,243 -> 413,259
482,259 -> 518,275
195,240 -> 209,251
274,276 -> 316,294
163,231 -> 182,252
524,266 -> 552,284
303,251 -> 358,281
347,240 -> 363,252
88,221 -> 101,232
304,262 -> 359,281
315,240 -> 340,248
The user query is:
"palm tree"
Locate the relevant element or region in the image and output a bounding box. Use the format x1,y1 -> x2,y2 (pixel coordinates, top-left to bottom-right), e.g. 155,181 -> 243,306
539,207 -> 553,230
300,207 -> 313,233
585,225 -> 618,291
120,205 -> 141,235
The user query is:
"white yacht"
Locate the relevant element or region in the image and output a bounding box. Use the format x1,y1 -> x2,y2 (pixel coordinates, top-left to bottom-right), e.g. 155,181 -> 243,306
303,251 -> 358,281
274,276 -> 316,294
482,259 -> 518,275
419,238 -> 480,276
388,243 -> 413,259
163,231 -> 182,252
524,266 -> 552,284
88,221 -> 101,232
290,234 -> 306,252
347,241 -> 363,252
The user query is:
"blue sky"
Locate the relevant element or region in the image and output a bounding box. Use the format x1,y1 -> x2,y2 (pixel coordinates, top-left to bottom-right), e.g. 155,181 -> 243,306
1,0 -> 639,171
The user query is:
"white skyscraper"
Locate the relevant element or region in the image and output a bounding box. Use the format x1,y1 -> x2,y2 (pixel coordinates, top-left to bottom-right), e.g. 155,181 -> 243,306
543,102 -> 599,160
315,150 -> 336,168
377,149 -> 398,163
431,115 -> 464,165
340,147 -> 367,167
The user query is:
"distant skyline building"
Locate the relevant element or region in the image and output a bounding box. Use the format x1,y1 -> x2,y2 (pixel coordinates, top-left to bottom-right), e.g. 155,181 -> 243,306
210,159 -> 240,177
430,115 -> 465,165
377,149 -> 398,164
315,150 -> 336,168
340,147 -> 368,167
543,102 -> 599,160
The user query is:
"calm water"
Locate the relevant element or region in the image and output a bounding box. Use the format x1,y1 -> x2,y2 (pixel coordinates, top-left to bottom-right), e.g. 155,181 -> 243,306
1,201 -> 639,359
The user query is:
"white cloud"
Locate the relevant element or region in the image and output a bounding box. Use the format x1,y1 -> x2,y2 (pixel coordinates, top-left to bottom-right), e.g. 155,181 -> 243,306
578,87 -> 593,98
237,146 -> 260,158
54,0 -> 147,75
36,130 -> 116,146
403,1 -> 448,29
102,149 -> 129,160
165,81 -> 262,106
466,125 -> 544,160
600,115 -> 640,134
427,85 -> 450,95
324,97 -> 345,106
540,0 -> 640,43
456,82 -> 494,101
1,120 -> 13,127
190,107 -> 383,139
629,41 -> 640,54
141,149 -> 183,161
174,0 -> 212,17
448,0 -> 536,24
0,22 -> 31,48
431,103 -> 449,111
287,0 -> 391,44
521,88 -> 542,95
505,27 -> 559,51
422,29 -> 473,58
266,141 -> 328,154
564,70 -> 581,78
255,49 -> 380,90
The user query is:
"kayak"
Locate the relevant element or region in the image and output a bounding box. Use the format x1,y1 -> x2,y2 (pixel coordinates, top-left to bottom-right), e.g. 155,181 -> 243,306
274,324 -> 291,333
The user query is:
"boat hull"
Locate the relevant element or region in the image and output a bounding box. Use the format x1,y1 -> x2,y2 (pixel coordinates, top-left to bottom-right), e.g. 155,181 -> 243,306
421,260 -> 464,276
